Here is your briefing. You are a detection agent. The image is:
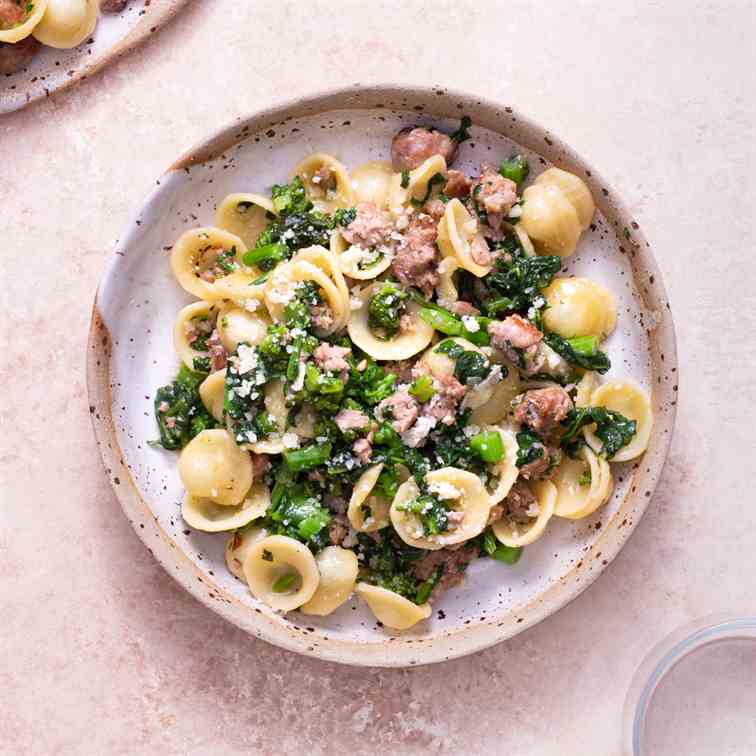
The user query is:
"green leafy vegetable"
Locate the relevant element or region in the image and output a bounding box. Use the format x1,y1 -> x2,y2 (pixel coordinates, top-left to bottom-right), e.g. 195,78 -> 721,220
356,531 -> 426,602
415,566 -> 442,604
499,154 -> 530,188
283,442 -> 333,472
485,254 -> 562,317
271,176 -> 312,216
400,170 -> 410,189
333,207 -> 357,227
449,115 -> 472,144
543,333 -> 611,374
408,374 -> 436,402
491,543 -> 523,564
368,281 -> 408,339
560,407 -> 636,459
265,477 -> 332,551
434,339 -> 491,385
242,242 -> 288,268
515,430 -> 545,468
398,493 -> 451,536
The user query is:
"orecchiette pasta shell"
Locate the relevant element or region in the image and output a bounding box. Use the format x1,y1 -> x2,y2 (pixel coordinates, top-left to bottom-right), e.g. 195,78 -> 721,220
469,365 -> 521,425
182,482 -> 270,533
170,227 -> 249,300
485,427 -> 519,505
199,369 -> 226,423
575,371 -> 598,408
350,160 -> 394,208
552,446 -> 612,519
347,463 -> 391,532
173,300 -> 219,371
337,242 -> 394,280
534,168 -> 595,230
293,153 -> 354,212
292,245 -> 350,329
243,535 -> 320,611
391,467 -> 491,549
244,378 -> 288,455
437,198 -> 492,277
225,525 -> 269,581
0,0 -> 47,42
347,282 -> 434,361
355,583 -> 431,631
542,277 -> 617,340
215,193 -> 275,249
300,546 -> 359,616
388,155 -> 447,214
216,302 -> 271,354
585,380 -> 653,462
33,0 -> 96,48
435,256 -> 460,309
520,184 -> 582,257
178,429 -> 253,506
419,337 -> 483,380
492,480 -> 556,547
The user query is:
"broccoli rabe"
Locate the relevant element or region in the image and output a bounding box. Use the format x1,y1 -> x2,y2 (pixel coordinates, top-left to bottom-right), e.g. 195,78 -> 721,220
499,154 -> 529,188
332,207 -> 356,227
367,281 -> 408,339
345,357 -> 396,406
398,493 -> 450,536
560,406 -> 636,459
154,364 -> 217,450
356,531 -> 427,603
485,254 -> 562,318
416,296 -> 490,346
271,176 -> 312,216
434,339 -> 491,385
515,430 -> 545,468
265,477 -> 332,551
449,115 -> 473,144
543,333 -> 611,374
480,528 -> 523,564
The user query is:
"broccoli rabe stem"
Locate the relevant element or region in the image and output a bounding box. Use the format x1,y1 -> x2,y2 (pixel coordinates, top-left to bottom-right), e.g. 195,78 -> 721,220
242,242 -> 288,268
469,431 -> 504,463
499,154 -> 529,188
283,442 -> 332,472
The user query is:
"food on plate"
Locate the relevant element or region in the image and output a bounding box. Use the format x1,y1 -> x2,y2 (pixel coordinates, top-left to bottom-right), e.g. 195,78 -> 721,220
151,118 -> 652,630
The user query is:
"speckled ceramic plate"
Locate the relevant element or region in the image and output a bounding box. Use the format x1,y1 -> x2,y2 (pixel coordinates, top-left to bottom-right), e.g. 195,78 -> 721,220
1,0 -> 190,114
87,85 -> 677,667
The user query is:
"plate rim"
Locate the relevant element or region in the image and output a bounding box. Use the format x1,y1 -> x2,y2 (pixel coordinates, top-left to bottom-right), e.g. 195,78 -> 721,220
0,0 -> 192,115
86,83 -> 678,667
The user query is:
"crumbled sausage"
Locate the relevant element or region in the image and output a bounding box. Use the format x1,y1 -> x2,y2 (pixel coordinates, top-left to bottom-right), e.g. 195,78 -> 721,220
341,202 -> 394,250
329,512 -> 350,545
376,389 -> 419,433
352,437 -> 373,464
391,127 -> 457,171
519,445 -> 561,480
450,300 -> 480,317
391,212 -> 439,296
423,198 -> 447,220
335,409 -> 370,433
503,481 -> 538,524
0,0 -> 26,27
207,330 -> 227,371
313,343 -> 351,374
413,544 -> 480,599
311,302 -> 335,333
421,375 -> 466,425
445,170 -> 472,198
250,453 -> 271,478
488,314 -> 543,365
471,164 -> 518,233
514,387 -> 573,435
0,37 -> 39,74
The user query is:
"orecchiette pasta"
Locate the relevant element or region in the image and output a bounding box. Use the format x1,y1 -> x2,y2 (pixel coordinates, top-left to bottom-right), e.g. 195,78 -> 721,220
182,481 -> 270,533
347,464 -> 391,532
0,0 -> 48,43
243,535 -> 320,611
347,282 -> 434,361
534,168 -> 595,230
33,0 -> 97,49
244,378 -> 287,454
300,546 -> 359,616
435,256 -> 460,309
292,246 -> 350,329
215,193 -> 275,250
391,468 -> 491,549
552,445 -> 613,519
216,301 -> 271,354
199,369 -> 226,423
542,277 -> 617,340
575,371 -> 598,408
350,160 -> 394,207
173,301 -> 219,371
293,153 -> 355,212
419,337 -> 483,380
225,525 -> 269,581
520,183 -> 582,257
437,198 -> 492,277
469,364 -> 521,426
388,154 -> 447,214
485,427 -> 519,505
492,480 -> 557,547
170,227 -> 251,301
178,429 -> 253,507
355,583 -> 431,631
585,380 -> 653,462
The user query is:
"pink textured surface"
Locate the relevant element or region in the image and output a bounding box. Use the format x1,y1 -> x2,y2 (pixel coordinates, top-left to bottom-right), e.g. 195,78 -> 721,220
2,1 -> 755,753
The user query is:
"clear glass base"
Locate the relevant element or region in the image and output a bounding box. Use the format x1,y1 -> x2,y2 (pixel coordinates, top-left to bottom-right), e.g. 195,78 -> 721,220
624,615 -> 756,755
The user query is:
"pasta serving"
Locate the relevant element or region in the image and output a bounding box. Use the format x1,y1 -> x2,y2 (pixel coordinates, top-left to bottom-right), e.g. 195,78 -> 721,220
152,119 -> 653,630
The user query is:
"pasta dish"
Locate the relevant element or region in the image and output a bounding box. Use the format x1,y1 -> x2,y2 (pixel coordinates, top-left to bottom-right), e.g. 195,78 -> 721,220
152,119 -> 653,630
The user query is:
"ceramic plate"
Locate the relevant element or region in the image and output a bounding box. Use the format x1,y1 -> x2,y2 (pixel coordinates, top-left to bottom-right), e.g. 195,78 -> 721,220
87,85 -> 677,667
1,0 -> 190,114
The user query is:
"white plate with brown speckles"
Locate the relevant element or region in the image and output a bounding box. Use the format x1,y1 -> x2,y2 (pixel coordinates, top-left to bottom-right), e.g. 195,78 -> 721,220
87,85 -> 677,667
0,0 -> 190,114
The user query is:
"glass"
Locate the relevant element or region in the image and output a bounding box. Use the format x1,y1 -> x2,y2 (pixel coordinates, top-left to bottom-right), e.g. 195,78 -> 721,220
624,615 -> 756,755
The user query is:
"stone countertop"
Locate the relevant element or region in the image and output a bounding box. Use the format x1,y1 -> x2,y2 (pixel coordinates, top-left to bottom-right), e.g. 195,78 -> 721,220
2,1 -> 755,753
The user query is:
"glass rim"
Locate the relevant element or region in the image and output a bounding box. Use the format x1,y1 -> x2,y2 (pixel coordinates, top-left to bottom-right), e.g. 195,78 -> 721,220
623,613 -> 756,755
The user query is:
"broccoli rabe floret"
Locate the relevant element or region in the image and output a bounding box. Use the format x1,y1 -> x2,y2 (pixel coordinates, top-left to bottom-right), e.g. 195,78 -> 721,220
397,493 -> 450,536
499,154 -> 529,188
485,254 -> 562,319
271,176 -> 313,216
265,473 -> 332,551
367,281 -> 408,339
154,364 -> 216,450
560,406 -> 636,459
